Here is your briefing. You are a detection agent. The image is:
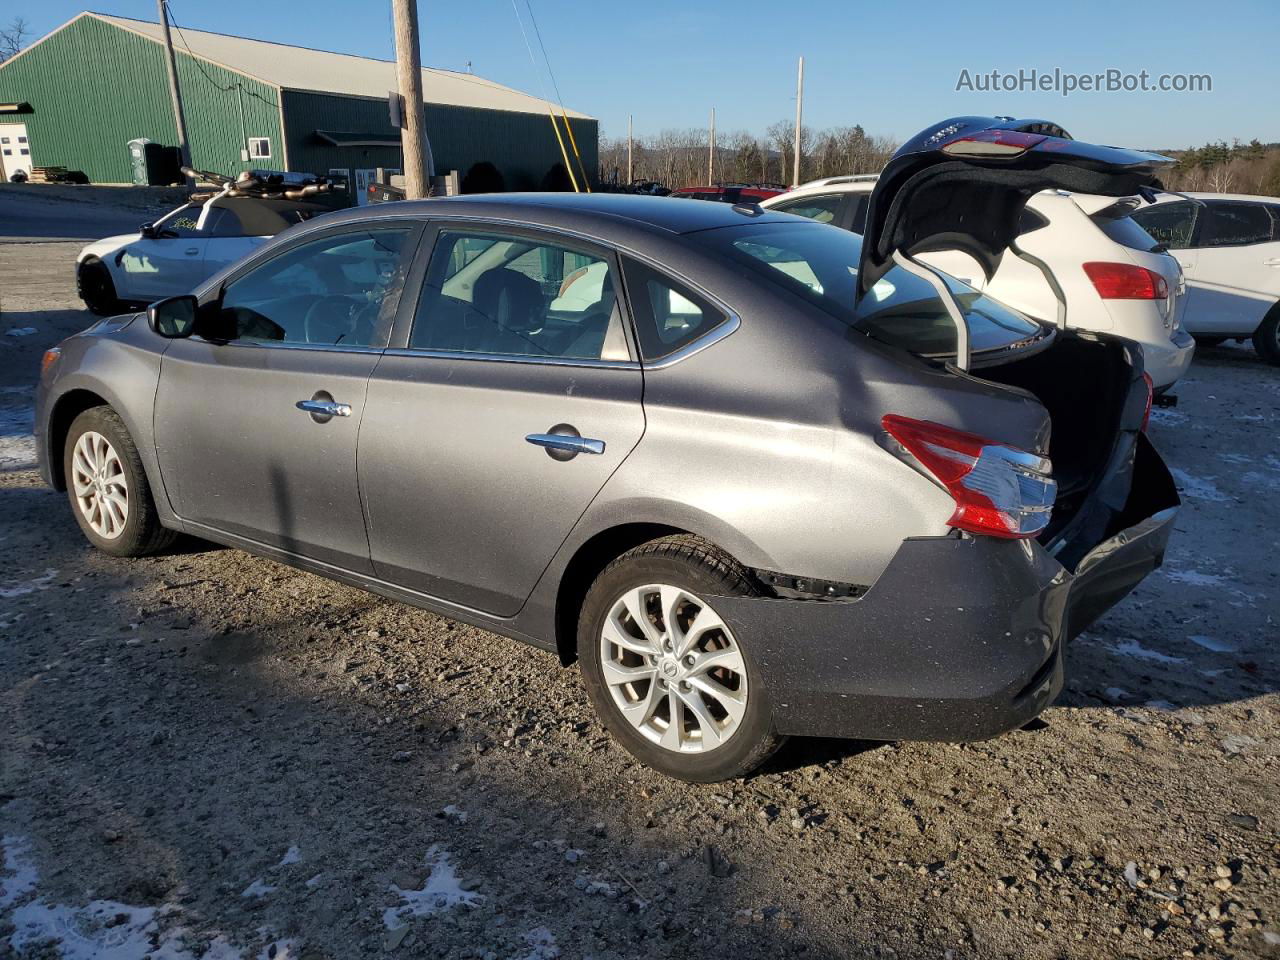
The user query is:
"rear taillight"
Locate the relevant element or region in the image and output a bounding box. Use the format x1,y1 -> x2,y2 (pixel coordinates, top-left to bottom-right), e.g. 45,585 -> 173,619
1141,372 -> 1154,432
882,415 -> 1056,539
1083,261 -> 1169,300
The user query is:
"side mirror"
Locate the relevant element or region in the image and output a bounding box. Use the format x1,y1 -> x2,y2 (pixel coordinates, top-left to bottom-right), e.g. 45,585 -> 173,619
147,295 -> 198,339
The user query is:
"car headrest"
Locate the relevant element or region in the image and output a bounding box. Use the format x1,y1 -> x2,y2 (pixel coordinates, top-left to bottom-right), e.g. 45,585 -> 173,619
473,268 -> 543,332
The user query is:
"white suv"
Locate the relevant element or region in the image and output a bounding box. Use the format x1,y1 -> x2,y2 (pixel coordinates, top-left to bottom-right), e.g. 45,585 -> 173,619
1129,193 -> 1280,365
763,177 -> 1195,390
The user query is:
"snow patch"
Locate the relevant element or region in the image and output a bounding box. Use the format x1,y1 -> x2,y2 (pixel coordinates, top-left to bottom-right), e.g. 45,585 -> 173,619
1,835 -> 39,908
1163,568 -> 1226,587
240,879 -> 276,899
381,845 -> 481,929
275,846 -> 301,867
1188,635 -> 1237,653
1147,408 -> 1187,427
3,836 -> 285,958
1108,638 -> 1188,665
0,568 -> 57,599
4,327 -> 37,337
1171,468 -> 1230,502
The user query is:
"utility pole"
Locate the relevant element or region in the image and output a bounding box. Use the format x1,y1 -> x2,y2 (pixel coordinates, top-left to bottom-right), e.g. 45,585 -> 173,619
157,0 -> 193,185
627,114 -> 633,184
391,0 -> 432,198
793,55 -> 804,187
708,107 -> 715,186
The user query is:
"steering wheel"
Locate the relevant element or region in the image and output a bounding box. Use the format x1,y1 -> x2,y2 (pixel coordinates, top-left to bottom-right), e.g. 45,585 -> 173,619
302,297 -> 357,345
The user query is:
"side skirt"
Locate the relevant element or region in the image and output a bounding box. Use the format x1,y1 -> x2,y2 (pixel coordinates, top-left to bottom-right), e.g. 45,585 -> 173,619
171,519 -> 557,654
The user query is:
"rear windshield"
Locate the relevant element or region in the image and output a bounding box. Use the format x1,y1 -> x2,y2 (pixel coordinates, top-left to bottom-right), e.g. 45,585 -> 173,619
690,221 -> 1045,357
1091,213 -> 1164,253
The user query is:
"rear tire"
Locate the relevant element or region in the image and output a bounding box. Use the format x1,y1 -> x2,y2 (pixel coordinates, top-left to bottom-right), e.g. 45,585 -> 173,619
79,259 -> 123,316
577,534 -> 784,782
63,406 -> 177,557
1252,306 -> 1280,366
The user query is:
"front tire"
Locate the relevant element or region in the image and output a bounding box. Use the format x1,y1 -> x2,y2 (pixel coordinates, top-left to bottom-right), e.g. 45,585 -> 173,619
78,259 -> 123,316
63,407 -> 177,557
577,535 -> 784,782
1252,306 -> 1280,366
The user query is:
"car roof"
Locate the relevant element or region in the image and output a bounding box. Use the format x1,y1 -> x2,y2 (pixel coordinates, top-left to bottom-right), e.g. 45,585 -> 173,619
316,192 -> 796,235
760,176 -> 878,205
1153,192 -> 1280,204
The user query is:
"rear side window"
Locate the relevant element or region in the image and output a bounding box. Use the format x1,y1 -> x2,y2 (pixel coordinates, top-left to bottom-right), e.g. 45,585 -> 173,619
1091,214 -> 1163,253
1200,201 -> 1274,247
771,194 -> 843,224
621,259 -> 726,361
1130,201 -> 1198,250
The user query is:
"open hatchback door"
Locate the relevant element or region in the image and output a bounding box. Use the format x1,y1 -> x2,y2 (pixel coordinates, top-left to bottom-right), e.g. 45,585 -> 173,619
856,116 -> 1175,371
859,117 -> 1182,639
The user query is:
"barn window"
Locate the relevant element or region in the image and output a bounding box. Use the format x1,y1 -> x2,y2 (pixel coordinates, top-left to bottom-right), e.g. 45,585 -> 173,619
248,138 -> 272,159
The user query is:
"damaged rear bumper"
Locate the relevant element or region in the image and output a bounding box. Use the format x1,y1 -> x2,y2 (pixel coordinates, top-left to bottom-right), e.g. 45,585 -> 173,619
711,433 -> 1179,743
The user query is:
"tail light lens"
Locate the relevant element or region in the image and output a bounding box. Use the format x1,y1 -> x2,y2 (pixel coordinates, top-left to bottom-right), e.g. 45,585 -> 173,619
941,130 -> 1047,157
1083,262 -> 1169,300
882,415 -> 1056,539
1141,372 -> 1154,432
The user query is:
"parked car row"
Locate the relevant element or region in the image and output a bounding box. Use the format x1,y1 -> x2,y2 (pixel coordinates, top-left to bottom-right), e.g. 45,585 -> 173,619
45,117 -> 1182,781
761,172 -> 1280,373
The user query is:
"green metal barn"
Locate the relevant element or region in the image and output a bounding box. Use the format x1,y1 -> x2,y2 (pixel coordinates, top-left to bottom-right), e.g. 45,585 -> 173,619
0,12 -> 597,196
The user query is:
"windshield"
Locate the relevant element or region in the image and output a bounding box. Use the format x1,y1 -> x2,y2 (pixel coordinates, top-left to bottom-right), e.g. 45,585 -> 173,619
690,221 -> 1045,356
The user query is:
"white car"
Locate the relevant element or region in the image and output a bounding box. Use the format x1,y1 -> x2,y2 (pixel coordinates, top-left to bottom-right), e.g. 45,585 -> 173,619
75,197 -> 308,315
763,176 -> 1195,390
1129,193 -> 1280,364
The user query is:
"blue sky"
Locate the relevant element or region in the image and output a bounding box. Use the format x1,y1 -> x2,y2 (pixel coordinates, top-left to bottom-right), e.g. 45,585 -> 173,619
22,0 -> 1280,149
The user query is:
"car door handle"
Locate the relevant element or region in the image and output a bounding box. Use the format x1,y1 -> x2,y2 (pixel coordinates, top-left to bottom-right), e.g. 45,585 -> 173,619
296,399 -> 352,418
1265,258 -> 1280,267
526,433 -> 605,456
184,247 -> 200,256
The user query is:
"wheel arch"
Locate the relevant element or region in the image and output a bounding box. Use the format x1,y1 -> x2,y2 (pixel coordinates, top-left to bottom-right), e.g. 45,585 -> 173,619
549,518 -> 772,666
46,388 -> 113,491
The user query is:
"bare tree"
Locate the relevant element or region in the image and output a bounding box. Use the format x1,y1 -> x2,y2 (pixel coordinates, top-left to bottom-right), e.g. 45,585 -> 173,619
0,17 -> 31,63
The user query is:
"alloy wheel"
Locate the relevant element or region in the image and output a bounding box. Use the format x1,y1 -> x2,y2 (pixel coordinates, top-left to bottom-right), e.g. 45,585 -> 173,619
599,584 -> 748,753
71,430 -> 129,540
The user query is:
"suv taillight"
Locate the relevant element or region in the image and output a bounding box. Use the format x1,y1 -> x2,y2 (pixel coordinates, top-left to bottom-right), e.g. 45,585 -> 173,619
1083,261 -> 1169,300
882,415 -> 1056,539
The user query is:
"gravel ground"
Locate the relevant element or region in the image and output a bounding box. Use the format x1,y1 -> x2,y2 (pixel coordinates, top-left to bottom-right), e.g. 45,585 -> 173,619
0,224 -> 1277,960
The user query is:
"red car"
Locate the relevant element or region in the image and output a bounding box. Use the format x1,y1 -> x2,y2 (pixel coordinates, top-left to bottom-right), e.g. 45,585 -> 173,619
669,183 -> 786,204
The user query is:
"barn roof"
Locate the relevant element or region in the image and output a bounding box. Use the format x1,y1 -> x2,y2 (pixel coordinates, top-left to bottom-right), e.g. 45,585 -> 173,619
69,12 -> 591,119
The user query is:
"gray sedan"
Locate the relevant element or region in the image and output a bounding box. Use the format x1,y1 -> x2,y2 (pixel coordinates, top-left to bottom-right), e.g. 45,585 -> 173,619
36,118 -> 1180,781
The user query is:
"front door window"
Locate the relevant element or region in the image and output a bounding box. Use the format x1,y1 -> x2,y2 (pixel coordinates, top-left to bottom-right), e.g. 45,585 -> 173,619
212,227 -> 417,347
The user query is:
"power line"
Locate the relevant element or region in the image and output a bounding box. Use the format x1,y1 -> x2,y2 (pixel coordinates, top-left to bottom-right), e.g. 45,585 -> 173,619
165,2 -> 279,108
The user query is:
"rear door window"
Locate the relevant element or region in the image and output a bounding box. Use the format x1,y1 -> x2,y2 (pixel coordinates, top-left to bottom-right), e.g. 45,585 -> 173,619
411,230 -> 631,361
1199,201 -> 1274,247
1131,201 -> 1199,250
621,259 -> 727,361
